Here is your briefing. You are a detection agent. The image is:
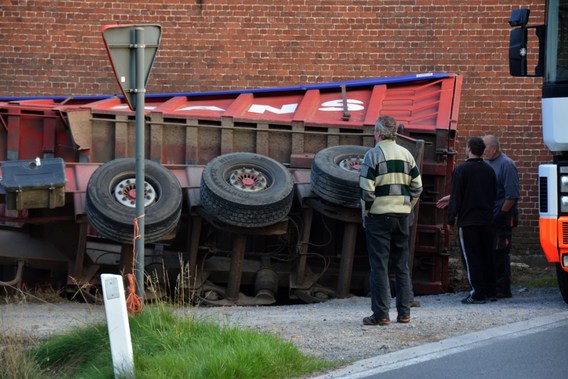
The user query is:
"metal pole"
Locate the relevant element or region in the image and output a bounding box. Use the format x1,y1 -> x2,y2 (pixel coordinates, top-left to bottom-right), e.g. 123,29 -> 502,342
134,27 -> 145,301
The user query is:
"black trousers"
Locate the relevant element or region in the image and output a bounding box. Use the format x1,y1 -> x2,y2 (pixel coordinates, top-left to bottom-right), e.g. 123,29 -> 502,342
495,224 -> 513,295
365,214 -> 411,319
458,225 -> 496,300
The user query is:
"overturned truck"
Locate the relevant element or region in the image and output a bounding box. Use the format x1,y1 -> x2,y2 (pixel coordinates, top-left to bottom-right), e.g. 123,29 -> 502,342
0,72 -> 462,305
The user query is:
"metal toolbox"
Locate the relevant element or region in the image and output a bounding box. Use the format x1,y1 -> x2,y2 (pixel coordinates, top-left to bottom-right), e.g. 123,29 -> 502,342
1,158 -> 67,210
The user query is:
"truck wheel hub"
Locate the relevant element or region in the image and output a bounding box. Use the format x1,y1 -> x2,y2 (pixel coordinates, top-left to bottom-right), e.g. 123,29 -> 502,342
338,157 -> 363,172
114,178 -> 157,207
228,167 -> 269,192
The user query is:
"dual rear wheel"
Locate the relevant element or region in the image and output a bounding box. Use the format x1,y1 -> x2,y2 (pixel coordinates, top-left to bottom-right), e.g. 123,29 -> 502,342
85,158 -> 183,244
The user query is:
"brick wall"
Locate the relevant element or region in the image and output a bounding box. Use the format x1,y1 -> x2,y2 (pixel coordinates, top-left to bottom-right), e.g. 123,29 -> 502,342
0,0 -> 547,254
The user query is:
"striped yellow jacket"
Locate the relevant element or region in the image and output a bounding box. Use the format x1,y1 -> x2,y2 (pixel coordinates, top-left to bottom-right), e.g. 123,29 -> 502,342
359,139 -> 423,215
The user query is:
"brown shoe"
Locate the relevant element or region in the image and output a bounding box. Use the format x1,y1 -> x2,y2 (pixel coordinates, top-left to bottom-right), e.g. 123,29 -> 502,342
363,315 -> 390,326
397,315 -> 411,324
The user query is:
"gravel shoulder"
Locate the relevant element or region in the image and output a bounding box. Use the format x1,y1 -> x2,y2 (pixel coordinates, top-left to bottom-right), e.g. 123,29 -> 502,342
2,287 -> 567,363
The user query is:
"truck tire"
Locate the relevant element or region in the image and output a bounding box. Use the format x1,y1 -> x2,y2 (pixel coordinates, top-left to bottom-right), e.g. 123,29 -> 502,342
556,263 -> 568,304
311,145 -> 370,208
86,158 -> 183,244
200,152 -> 294,228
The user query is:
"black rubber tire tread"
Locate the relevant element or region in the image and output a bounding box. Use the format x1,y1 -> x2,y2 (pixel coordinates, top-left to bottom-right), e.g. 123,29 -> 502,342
556,263 -> 568,304
200,152 -> 294,228
86,158 -> 183,244
311,171 -> 363,208
311,145 -> 370,208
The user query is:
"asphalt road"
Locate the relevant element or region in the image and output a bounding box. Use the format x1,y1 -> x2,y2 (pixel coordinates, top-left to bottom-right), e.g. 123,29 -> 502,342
313,310 -> 568,379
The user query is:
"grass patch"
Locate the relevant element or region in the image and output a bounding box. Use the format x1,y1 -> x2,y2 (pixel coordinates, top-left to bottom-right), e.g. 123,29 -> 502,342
512,275 -> 558,288
13,305 -> 339,379
510,261 -> 557,288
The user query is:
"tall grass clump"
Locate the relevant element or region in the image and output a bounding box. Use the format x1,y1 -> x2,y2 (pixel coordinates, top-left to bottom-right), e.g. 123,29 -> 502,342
0,334 -> 45,379
28,304 -> 339,379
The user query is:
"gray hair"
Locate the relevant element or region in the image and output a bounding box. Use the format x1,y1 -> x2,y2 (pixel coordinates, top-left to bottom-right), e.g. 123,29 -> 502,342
483,134 -> 500,149
375,115 -> 397,140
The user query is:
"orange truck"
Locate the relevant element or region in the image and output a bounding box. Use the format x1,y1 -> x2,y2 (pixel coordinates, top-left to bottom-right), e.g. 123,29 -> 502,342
508,3 -> 568,303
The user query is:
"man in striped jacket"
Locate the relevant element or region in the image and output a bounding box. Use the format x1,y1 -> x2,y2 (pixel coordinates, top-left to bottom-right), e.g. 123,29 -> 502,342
359,115 -> 423,326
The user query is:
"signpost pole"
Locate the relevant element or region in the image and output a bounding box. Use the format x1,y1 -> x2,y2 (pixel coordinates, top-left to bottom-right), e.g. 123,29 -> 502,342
102,23 -> 161,302
134,27 -> 145,301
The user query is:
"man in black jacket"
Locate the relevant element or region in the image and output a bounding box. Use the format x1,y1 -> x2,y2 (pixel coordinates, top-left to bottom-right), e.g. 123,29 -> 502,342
448,137 -> 497,304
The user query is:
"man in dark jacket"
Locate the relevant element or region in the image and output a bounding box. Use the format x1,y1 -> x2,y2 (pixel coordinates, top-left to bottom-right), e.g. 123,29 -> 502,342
448,136 -> 497,304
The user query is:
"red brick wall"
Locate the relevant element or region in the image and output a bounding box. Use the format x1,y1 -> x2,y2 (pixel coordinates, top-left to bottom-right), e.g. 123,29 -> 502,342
0,0 -> 547,254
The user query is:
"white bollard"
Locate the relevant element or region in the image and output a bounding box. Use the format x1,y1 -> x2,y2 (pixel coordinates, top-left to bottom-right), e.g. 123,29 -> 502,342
101,274 -> 135,378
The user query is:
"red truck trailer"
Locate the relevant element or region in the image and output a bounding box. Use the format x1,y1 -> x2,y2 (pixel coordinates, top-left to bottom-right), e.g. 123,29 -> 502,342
0,72 -> 462,305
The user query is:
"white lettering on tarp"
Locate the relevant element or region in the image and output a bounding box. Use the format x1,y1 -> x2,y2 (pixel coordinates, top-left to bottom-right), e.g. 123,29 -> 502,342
319,99 -> 364,112
178,105 -> 226,112
112,105 -> 157,110
171,99 -> 365,115
248,103 -> 298,114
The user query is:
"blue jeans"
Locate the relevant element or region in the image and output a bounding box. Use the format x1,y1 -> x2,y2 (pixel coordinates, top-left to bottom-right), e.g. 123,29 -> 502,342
365,213 -> 411,319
